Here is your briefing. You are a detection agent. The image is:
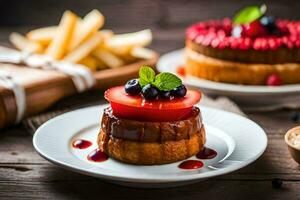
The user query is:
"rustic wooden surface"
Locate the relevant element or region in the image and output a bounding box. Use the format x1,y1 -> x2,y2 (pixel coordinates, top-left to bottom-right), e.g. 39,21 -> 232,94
1,1 -> 300,198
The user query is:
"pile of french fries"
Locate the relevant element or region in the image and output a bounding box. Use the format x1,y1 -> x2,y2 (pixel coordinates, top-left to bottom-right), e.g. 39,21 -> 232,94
9,9 -> 155,71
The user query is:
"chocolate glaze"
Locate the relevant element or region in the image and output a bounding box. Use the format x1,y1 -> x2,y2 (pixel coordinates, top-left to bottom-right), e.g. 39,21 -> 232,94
101,107 -> 202,142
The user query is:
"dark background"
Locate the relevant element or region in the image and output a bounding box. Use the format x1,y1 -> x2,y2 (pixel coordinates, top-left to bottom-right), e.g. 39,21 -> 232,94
0,0 -> 298,27
0,0 -> 298,52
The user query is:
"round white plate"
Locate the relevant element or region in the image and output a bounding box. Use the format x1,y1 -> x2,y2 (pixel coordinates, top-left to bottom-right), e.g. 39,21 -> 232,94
33,104 -> 267,188
157,49 -> 300,110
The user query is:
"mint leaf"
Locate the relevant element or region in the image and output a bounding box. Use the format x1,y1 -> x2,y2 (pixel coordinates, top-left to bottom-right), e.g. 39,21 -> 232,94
139,66 -> 155,87
233,4 -> 267,25
153,72 -> 182,91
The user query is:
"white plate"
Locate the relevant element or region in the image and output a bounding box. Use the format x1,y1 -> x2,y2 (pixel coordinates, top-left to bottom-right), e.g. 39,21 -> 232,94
33,104 -> 267,188
157,49 -> 300,110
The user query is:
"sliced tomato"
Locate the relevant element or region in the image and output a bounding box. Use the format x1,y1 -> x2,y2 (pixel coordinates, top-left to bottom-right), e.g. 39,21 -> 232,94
104,86 -> 201,122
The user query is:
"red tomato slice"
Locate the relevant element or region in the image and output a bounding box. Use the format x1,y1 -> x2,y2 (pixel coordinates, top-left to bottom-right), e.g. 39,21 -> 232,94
104,86 -> 201,122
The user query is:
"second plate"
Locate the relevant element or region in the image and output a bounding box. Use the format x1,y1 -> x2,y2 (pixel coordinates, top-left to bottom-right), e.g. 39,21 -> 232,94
157,49 -> 300,111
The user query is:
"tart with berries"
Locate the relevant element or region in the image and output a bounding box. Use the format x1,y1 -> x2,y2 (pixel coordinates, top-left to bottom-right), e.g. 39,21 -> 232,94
98,66 -> 205,165
185,5 -> 300,85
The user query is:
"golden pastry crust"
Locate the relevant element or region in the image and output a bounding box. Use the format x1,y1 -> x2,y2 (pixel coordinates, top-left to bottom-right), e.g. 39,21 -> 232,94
185,48 -> 300,85
98,127 -> 206,165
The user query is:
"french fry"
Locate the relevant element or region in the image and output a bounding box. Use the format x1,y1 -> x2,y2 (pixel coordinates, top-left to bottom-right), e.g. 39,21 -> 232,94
92,47 -> 124,68
45,10 -> 77,59
9,32 -> 44,53
130,47 -> 156,60
79,56 -> 98,71
99,29 -> 114,40
68,9 -> 104,52
8,9 -> 155,72
105,45 -> 131,57
27,26 -> 57,45
93,56 -> 108,70
105,29 -> 152,49
64,32 -> 102,63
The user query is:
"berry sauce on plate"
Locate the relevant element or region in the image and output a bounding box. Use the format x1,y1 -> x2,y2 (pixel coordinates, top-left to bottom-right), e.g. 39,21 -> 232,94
72,139 -> 92,149
196,147 -> 218,159
178,160 -> 204,170
178,147 -> 218,170
87,149 -> 109,162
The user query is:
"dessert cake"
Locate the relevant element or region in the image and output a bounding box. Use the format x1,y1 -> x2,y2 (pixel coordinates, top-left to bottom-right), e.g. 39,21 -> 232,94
98,66 -> 205,165
185,5 -> 300,85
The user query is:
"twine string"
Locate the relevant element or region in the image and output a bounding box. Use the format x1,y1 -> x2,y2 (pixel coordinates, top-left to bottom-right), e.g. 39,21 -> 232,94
0,48 -> 96,123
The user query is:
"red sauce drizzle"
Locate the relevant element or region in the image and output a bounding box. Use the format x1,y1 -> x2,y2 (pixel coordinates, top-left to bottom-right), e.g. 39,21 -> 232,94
178,160 -> 203,170
87,149 -> 108,162
72,139 -> 92,149
176,65 -> 186,76
196,147 -> 217,159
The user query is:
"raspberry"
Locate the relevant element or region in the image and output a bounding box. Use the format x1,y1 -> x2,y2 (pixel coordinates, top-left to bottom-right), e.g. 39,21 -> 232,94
282,36 -> 294,48
230,38 -> 239,49
195,35 -> 204,43
217,30 -> 226,38
266,74 -> 283,86
260,38 -> 268,50
208,27 -> 216,33
243,20 -> 268,38
268,38 -> 277,50
289,35 -> 297,43
286,41 -> 294,48
186,29 -> 198,40
202,36 -> 212,46
195,22 -> 206,29
211,38 -> 220,48
296,40 -> 300,48
253,38 -> 262,50
296,24 -> 300,33
222,18 -> 232,26
239,37 -> 252,50
217,41 -> 227,49
275,38 -> 283,47
282,36 -> 288,44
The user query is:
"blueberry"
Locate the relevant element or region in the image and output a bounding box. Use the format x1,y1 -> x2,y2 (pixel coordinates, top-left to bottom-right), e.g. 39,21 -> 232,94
142,84 -> 158,100
171,85 -> 187,97
260,16 -> 275,26
125,79 -> 141,95
289,111 -> 299,122
272,178 -> 283,189
260,16 -> 279,35
159,90 -> 171,99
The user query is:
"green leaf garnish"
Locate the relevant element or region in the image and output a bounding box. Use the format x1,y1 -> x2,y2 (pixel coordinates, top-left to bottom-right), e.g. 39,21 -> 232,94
153,72 -> 182,91
137,66 -> 182,91
139,66 -> 156,87
233,4 -> 267,25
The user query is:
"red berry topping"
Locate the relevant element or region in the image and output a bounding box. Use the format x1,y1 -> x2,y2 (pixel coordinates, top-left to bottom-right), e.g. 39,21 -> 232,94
267,38 -> 277,50
105,86 -> 201,122
253,38 -> 262,50
186,18 -> 300,51
211,38 -> 220,48
266,74 -> 283,86
260,38 -> 268,50
243,20 -> 268,38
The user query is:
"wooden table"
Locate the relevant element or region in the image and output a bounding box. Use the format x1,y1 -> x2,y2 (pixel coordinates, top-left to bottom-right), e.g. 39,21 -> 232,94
0,27 -> 300,200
